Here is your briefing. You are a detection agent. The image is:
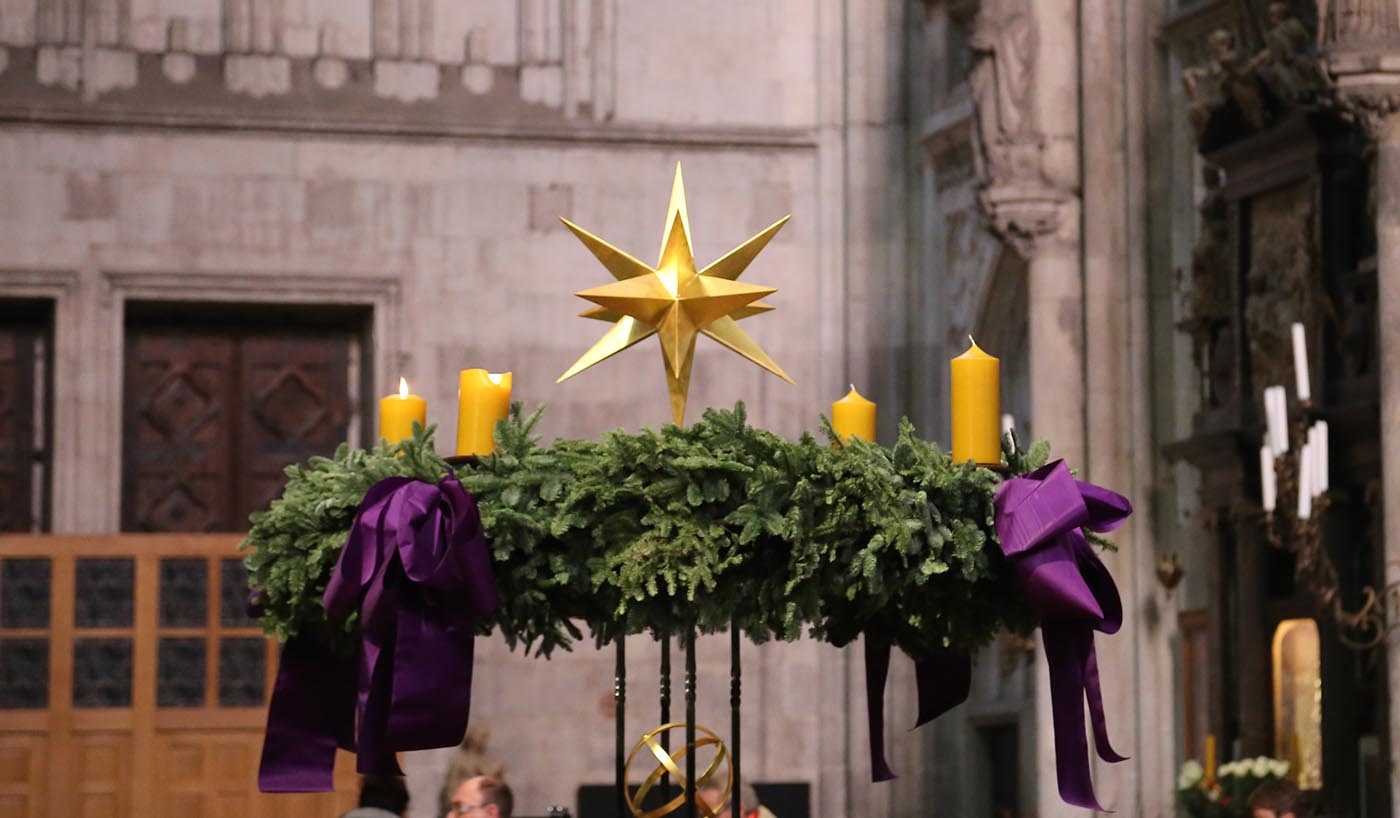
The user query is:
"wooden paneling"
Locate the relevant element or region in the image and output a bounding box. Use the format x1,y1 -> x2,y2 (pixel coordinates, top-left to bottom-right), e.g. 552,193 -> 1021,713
0,734 -> 46,818
0,535 -> 357,818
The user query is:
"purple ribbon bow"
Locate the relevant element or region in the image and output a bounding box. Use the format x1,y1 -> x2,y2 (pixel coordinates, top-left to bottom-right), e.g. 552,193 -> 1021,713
994,459 -> 1131,811
257,473 -> 498,792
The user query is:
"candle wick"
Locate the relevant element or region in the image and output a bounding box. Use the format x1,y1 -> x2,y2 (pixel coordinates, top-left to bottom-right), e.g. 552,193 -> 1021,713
968,334 -> 976,347
849,384 -> 856,394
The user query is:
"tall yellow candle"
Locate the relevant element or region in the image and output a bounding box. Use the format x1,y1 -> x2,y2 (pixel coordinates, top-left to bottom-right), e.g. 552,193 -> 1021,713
1203,734 -> 1217,788
456,368 -> 512,456
379,377 -> 426,445
950,337 -> 1001,465
832,385 -> 877,443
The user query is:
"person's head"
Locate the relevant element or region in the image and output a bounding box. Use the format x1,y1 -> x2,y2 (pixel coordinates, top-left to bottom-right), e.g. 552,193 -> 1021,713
1249,778 -> 1303,818
697,782 -> 759,818
446,775 -> 513,818
360,774 -> 410,816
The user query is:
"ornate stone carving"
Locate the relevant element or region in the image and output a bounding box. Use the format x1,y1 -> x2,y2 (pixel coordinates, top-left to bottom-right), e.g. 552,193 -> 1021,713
1255,3 -> 1331,103
1243,182 -> 1326,392
967,0 -> 1038,186
1178,164 -> 1233,408
966,0 -> 1067,259
1182,29 -> 1269,136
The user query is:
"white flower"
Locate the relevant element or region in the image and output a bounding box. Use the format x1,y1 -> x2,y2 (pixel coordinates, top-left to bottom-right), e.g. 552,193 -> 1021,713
1219,761 -> 1239,778
1269,759 -> 1290,777
1177,760 -> 1204,789
1250,757 -> 1271,777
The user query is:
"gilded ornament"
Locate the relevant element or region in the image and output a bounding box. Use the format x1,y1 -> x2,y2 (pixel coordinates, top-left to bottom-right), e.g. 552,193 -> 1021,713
557,163 -> 792,425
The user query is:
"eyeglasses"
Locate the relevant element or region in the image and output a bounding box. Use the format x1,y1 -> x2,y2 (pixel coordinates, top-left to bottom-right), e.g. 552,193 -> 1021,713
448,803 -> 487,816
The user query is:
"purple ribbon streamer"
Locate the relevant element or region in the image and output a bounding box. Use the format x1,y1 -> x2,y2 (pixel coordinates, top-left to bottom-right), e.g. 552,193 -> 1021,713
864,637 -> 971,782
257,472 -> 498,792
994,459 -> 1131,811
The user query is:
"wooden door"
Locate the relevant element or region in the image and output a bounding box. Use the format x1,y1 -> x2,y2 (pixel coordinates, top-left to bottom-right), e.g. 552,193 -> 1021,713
0,302 -> 49,533
121,323 -> 352,533
0,535 -> 358,818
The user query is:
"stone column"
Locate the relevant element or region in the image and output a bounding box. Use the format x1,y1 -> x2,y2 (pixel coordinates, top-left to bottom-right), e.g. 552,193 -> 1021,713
1324,8 -> 1400,807
969,1 -> 1085,814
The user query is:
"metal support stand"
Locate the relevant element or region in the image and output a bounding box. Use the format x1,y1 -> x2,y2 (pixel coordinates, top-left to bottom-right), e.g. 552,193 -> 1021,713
615,636 -> 626,818
730,622 -> 742,818
685,629 -> 697,818
660,634 -> 672,804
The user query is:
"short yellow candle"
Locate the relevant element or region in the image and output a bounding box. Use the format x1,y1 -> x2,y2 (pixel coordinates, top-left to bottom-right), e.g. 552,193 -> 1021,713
950,337 -> 1001,465
1204,734 -> 1217,788
832,385 -> 877,443
456,368 -> 512,456
379,377 -> 426,445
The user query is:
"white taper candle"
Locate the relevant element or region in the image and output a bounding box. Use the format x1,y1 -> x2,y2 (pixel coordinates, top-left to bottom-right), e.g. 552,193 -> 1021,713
1260,444 -> 1277,512
1291,322 -> 1311,402
1314,421 -> 1328,495
1266,386 -> 1290,456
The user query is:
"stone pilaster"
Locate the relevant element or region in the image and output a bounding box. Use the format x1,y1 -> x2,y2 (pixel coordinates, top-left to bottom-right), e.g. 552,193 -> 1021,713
968,1 -> 1086,814
1323,5 -> 1400,808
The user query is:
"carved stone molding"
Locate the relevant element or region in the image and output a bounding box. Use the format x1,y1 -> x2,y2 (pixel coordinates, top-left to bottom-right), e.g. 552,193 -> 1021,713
1325,59 -> 1400,139
1318,0 -> 1400,53
0,0 -> 620,131
1319,0 -> 1400,138
977,181 -> 1067,260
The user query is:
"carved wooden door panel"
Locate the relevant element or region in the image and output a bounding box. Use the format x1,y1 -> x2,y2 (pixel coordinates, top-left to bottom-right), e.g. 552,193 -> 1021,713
122,325 -> 350,533
238,336 -> 350,521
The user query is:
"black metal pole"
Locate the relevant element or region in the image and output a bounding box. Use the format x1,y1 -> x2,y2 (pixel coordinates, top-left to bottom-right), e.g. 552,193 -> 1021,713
660,634 -> 672,804
730,621 -> 741,818
685,629 -> 697,818
615,635 -> 626,818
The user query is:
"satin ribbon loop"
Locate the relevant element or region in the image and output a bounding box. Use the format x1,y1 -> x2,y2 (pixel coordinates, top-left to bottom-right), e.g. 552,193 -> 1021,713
992,459 -> 1131,811
258,472 -> 497,792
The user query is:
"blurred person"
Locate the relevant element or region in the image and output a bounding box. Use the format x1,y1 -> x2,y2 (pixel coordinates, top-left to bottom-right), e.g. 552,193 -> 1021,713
446,774 -> 514,818
1248,778 -> 1304,818
342,774 -> 410,818
698,782 -> 775,818
440,726 -> 506,815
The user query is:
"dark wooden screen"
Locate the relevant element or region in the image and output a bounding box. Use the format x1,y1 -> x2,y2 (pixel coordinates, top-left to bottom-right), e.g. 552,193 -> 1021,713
0,301 -> 50,532
122,317 -> 353,533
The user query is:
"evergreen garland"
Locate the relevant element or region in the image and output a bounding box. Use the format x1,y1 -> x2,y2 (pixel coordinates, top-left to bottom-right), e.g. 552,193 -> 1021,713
242,403 -> 1056,659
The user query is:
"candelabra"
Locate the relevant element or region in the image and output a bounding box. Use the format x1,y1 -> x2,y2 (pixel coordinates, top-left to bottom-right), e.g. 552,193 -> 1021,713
1259,378 -> 1390,650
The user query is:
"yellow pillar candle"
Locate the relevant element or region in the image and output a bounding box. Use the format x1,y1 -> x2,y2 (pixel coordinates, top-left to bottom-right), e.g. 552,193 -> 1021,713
950,337 -> 1001,465
1204,734 -> 1217,788
832,385 -> 877,443
379,377 -> 426,445
456,368 -> 512,456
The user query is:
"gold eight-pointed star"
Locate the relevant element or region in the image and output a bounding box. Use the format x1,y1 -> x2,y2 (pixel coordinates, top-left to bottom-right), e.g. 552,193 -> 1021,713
557,163 -> 793,425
